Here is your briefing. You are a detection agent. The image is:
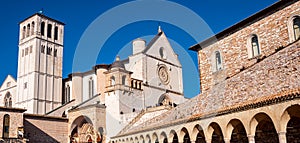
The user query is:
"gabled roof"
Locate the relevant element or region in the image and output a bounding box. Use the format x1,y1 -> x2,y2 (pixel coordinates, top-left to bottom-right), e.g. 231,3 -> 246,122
0,75 -> 17,90
189,0 -> 298,51
142,32 -> 163,53
19,13 -> 65,25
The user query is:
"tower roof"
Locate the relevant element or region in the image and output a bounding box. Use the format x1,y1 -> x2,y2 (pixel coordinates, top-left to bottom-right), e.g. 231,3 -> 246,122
19,13 -> 65,25
111,56 -> 125,69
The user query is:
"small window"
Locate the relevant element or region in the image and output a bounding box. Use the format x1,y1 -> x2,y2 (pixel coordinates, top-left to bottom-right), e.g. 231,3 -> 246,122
215,51 -> 222,71
30,46 -> 33,53
47,47 -> 52,55
64,84 -> 70,104
6,82 -> 11,87
251,35 -> 260,57
47,24 -> 52,38
122,75 -> 126,85
54,26 -> 58,40
24,82 -> 27,89
293,17 -> 300,40
31,21 -> 35,35
88,78 -> 94,98
3,114 -> 10,138
22,49 -> 24,57
26,24 -> 30,37
22,26 -> 26,39
41,22 -> 45,36
111,76 -> 115,86
41,45 -> 45,53
159,47 -> 166,59
4,92 -> 12,108
54,49 -> 57,57
25,48 -> 28,56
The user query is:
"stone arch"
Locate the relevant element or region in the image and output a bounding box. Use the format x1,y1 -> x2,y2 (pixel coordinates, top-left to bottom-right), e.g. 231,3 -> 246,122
145,134 -> 151,143
250,112 -> 279,142
226,119 -> 248,143
179,127 -> 191,143
160,131 -> 168,143
130,137 -> 134,143
135,137 -> 139,143
158,94 -> 172,106
288,14 -> 300,42
70,116 -> 95,143
191,124 -> 205,143
140,135 -> 145,143
152,132 -> 159,143
280,104 -> 300,142
207,122 -> 224,143
169,130 -> 178,143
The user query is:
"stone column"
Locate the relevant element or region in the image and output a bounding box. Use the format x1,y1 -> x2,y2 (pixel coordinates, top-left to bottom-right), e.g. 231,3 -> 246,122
278,132 -> 287,143
190,140 -> 196,143
248,135 -> 255,143
224,138 -> 231,143
205,139 -> 211,143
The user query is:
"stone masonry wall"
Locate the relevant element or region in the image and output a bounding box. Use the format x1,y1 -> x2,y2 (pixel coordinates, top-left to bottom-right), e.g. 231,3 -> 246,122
24,115 -> 68,143
198,0 -> 300,92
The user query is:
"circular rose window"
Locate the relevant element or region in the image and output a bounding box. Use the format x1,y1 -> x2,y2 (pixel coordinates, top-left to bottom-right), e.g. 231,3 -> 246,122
158,65 -> 170,84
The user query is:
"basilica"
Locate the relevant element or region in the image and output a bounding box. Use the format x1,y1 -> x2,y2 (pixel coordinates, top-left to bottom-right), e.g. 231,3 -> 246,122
1,0 -> 300,143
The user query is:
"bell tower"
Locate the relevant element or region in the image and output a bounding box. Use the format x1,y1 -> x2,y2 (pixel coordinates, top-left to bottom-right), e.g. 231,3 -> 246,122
16,13 -> 64,114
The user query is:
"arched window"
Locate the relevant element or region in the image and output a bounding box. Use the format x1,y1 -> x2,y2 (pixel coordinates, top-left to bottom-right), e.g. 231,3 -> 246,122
64,84 -> 70,104
293,17 -> 300,40
22,26 -> 26,39
26,24 -> 30,37
251,35 -> 260,57
89,78 -> 94,98
111,76 -> 115,86
31,21 -> 35,35
215,51 -> 222,71
159,47 -> 166,59
54,26 -> 58,40
4,92 -> 12,107
41,22 -> 45,36
47,24 -> 52,38
122,75 -> 126,85
3,114 -> 10,138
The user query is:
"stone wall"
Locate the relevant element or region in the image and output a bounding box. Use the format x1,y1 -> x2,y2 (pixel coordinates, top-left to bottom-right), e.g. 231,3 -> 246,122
24,114 -> 68,143
198,0 -> 300,92
0,107 -> 25,139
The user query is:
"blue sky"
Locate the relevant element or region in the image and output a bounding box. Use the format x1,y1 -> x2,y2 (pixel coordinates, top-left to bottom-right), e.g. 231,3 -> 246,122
0,0 -> 277,98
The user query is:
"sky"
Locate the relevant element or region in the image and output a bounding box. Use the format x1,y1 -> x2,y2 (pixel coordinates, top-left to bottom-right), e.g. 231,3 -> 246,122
0,0 -> 277,98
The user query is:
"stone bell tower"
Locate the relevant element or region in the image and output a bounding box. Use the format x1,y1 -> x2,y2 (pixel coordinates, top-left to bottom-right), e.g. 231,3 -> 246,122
16,13 -> 64,114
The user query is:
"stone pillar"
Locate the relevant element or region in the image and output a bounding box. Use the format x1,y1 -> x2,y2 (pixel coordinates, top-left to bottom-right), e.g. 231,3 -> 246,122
224,138 -> 230,143
248,135 -> 255,143
278,132 -> 287,143
205,139 -> 211,143
190,140 -> 195,143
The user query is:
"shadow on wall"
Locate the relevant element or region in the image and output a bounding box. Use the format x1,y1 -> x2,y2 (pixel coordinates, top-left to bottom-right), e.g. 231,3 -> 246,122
24,120 -> 59,143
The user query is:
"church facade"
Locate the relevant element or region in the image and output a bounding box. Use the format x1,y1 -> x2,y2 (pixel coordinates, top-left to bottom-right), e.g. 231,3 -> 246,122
0,0 -> 300,143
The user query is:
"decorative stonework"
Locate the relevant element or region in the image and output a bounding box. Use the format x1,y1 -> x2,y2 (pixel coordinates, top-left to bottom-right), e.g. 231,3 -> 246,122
157,64 -> 170,85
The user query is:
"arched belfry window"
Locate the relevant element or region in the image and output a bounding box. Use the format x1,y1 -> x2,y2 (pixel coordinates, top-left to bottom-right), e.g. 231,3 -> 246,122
31,21 -> 35,35
47,24 -> 52,38
54,26 -> 59,40
3,114 -> 10,138
41,22 -> 45,36
88,78 -> 94,98
215,51 -> 222,71
4,92 -> 12,107
22,26 -> 26,39
293,17 -> 300,40
64,84 -> 70,104
26,24 -> 30,37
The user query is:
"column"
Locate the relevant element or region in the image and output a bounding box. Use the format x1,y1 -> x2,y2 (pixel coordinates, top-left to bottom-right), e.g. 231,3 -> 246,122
248,135 -> 255,143
278,132 -> 287,143
224,138 -> 230,143
205,139 -> 211,143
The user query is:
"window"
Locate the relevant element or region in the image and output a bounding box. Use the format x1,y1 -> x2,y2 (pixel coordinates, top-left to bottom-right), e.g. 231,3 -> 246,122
6,82 -> 11,88
41,22 -> 45,36
88,78 -> 94,98
26,24 -> 30,37
293,17 -> 300,40
22,26 -> 26,39
215,51 -> 222,71
24,82 -> 27,89
41,45 -> 45,53
30,46 -> 33,53
25,48 -> 28,56
247,34 -> 261,58
111,76 -> 115,86
22,49 -> 24,57
4,92 -> 12,108
3,114 -> 10,138
64,84 -> 70,104
54,49 -> 57,57
122,75 -> 126,85
54,26 -> 58,40
251,35 -> 260,57
47,47 -> 52,55
31,21 -> 35,35
47,24 -> 52,38
159,47 -> 166,59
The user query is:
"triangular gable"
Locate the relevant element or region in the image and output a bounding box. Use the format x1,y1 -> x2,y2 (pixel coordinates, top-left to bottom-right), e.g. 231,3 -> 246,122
143,31 -> 181,67
0,75 -> 17,90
